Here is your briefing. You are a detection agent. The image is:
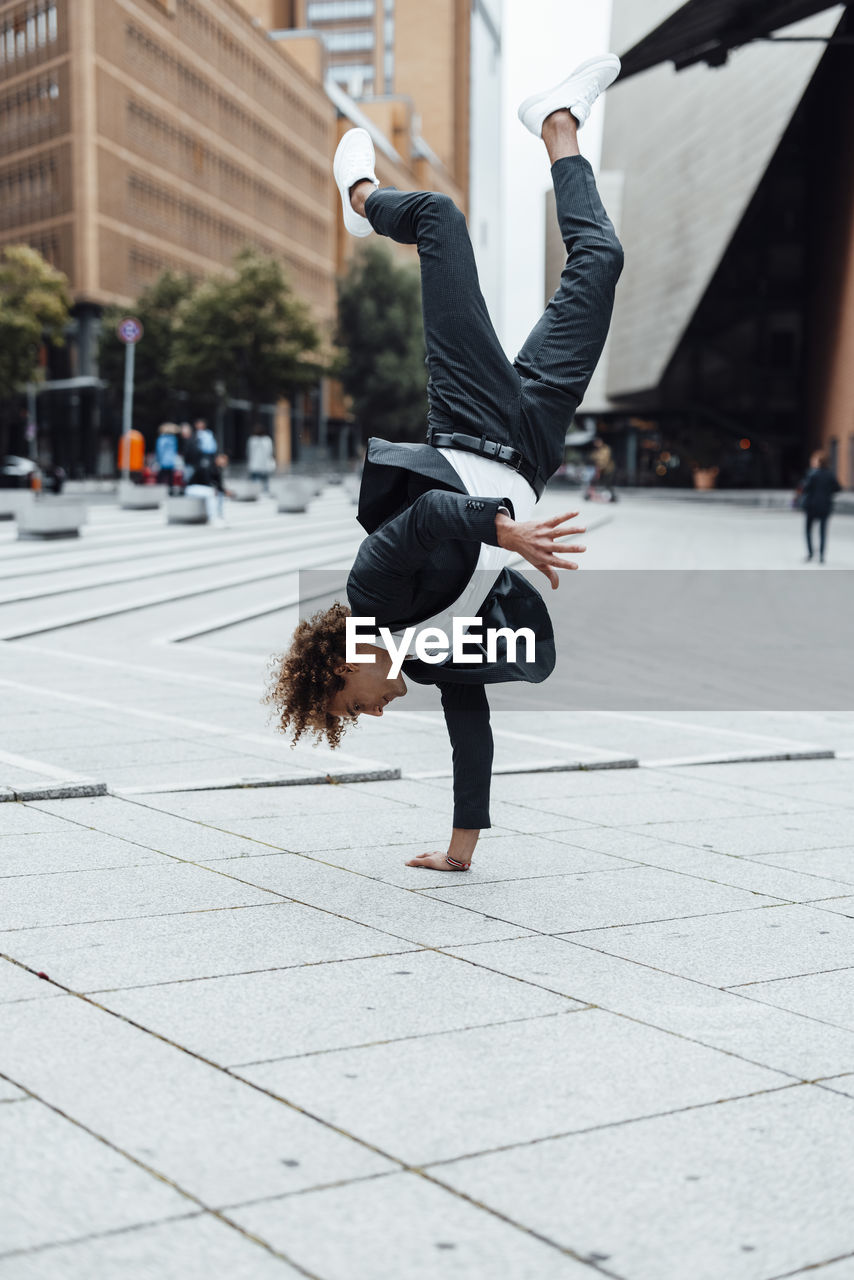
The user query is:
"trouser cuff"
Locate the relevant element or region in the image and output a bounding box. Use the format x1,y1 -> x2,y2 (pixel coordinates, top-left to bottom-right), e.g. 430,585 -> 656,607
453,810 -> 491,830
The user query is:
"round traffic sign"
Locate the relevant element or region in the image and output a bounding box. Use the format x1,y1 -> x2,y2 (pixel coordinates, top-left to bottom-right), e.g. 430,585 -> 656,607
117,317 -> 144,344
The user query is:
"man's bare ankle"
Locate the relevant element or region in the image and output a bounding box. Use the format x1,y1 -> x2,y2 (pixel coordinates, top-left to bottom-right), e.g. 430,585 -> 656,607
542,110 -> 580,163
349,179 -> 376,217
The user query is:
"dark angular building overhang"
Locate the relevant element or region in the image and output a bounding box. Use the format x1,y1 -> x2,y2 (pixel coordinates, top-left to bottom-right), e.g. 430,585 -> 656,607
618,0 -> 853,78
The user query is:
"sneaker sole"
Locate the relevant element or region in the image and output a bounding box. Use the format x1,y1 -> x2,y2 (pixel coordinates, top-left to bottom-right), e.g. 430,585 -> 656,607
333,130 -> 375,239
517,54 -> 621,125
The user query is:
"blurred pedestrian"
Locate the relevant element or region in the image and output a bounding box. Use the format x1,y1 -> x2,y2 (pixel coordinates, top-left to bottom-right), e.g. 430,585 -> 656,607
177,422 -> 199,487
185,451 -> 234,526
155,423 -> 178,491
799,449 -> 841,564
586,436 -> 617,502
195,418 -> 218,457
247,423 -> 275,491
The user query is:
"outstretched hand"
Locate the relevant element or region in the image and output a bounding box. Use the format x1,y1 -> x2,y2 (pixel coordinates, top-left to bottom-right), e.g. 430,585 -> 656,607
495,510 -> 587,589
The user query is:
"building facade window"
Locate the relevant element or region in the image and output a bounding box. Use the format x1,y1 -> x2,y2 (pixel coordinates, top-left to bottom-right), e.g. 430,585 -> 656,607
328,64 -> 374,95
307,0 -> 374,22
323,29 -> 374,53
383,0 -> 394,92
0,2 -> 57,70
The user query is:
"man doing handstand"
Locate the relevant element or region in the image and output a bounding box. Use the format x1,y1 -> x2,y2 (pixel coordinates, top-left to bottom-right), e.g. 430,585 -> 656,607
267,56 -> 624,873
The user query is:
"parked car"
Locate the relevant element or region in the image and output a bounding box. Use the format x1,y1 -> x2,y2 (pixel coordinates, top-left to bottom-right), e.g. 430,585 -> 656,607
0,456 -> 40,489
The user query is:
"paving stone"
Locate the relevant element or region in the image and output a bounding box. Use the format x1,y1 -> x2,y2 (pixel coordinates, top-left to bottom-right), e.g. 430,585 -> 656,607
574,837 -> 854,902
0,861 -> 276,931
257,834 -> 632,890
472,800 -> 602,836
437,1086 -> 854,1280
820,1076 -> 854,1102
231,1171 -> 590,1280
0,829 -> 168,878
98,949 -> 574,1066
756,846 -> 854,887
637,769 -> 835,814
107,759 -> 316,791
422,864 -> 779,934
37,738 -> 233,771
0,901 -> 412,993
569,903 -> 854,987
0,1213 -> 305,1278
445,936 -> 854,1079
199,809 -> 469,852
483,768 -> 673,802
0,1097 -> 189,1253
781,1260 -> 854,1280
818,896 -> 854,919
113,785 -> 402,823
0,959 -> 59,1005
0,805 -> 73,837
736,968 -> 854,1032
210,853 -> 536,947
239,1007 -> 786,1166
672,758 -> 854,790
518,789 -> 767,827
0,997 -> 392,1206
621,811 -> 854,858
28,795 -> 296,861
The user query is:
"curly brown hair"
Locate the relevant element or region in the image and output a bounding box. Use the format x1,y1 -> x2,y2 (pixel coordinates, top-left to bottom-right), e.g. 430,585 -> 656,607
264,601 -> 355,749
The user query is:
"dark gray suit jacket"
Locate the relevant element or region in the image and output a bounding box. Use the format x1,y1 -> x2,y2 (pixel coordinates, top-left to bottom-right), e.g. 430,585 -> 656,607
347,438 -> 556,828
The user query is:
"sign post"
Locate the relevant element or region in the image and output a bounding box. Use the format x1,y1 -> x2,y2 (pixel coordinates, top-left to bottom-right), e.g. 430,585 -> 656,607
117,317 -> 143,481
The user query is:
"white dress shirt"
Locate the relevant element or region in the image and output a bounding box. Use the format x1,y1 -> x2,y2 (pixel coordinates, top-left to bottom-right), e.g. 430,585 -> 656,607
373,449 -> 538,661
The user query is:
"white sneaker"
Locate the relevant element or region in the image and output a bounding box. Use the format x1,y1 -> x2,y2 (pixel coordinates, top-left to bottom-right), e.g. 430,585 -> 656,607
333,128 -> 379,238
518,54 -> 621,137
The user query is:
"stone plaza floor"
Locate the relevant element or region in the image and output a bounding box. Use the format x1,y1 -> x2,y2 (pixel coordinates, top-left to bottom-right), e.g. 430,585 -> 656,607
1,486 -> 854,1278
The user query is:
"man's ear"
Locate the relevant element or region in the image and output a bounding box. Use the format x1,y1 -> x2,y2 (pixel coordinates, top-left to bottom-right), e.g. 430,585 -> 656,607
333,663 -> 356,677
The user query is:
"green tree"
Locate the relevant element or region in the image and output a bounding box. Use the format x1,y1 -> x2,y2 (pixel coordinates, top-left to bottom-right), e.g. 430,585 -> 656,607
98,270 -> 196,436
167,246 -> 322,420
336,243 -> 427,442
0,244 -> 71,402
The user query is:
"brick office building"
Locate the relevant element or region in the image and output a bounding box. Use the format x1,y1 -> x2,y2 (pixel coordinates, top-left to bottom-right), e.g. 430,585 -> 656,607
258,0 -> 503,318
0,0 -> 339,472
1,0 -> 498,473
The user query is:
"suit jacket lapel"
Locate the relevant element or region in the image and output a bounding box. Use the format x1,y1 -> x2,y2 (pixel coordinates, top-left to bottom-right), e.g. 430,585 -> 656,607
357,437 -> 466,534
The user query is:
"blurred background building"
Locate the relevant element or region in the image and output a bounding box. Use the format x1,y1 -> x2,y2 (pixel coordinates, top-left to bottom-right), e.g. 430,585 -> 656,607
0,0 -> 502,473
546,0 -> 854,490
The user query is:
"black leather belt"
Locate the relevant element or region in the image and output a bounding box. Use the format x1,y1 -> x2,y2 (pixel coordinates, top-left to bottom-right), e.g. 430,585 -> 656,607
427,429 -> 545,500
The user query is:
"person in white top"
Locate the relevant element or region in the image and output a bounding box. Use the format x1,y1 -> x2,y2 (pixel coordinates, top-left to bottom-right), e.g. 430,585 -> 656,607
246,425 -> 276,492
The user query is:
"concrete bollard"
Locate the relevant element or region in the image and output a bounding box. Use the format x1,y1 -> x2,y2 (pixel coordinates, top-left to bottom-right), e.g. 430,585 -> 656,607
229,479 -> 261,502
17,500 -> 87,540
275,479 -> 311,513
119,481 -> 163,511
166,495 -> 208,524
0,490 -> 36,521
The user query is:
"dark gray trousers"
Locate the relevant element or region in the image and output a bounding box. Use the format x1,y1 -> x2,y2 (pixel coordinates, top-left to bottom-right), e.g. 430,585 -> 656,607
364,154 -> 624,489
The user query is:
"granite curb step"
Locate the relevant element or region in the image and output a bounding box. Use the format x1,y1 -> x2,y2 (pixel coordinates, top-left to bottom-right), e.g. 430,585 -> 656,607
1,747 -> 842,803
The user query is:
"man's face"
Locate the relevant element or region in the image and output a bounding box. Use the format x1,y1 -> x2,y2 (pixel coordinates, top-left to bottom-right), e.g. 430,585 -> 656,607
327,645 -> 408,720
